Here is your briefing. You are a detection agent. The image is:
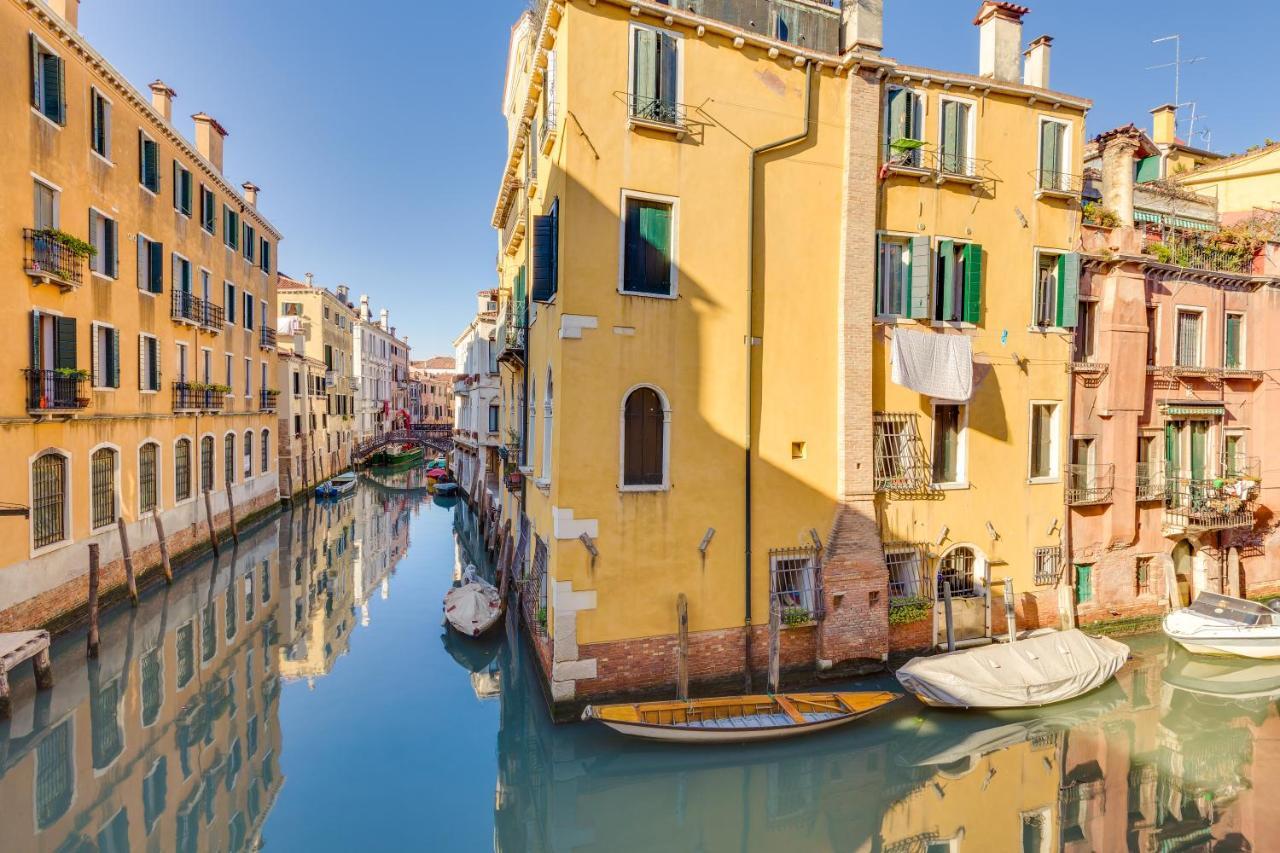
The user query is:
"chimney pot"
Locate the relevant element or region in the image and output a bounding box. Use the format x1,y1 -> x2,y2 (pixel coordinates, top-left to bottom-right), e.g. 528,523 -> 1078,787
47,0 -> 78,28
974,1 -> 1029,83
1151,103 -> 1178,146
305,273 -> 314,286
191,113 -> 228,173
242,181 -> 259,207
1022,35 -> 1052,89
149,80 -> 176,122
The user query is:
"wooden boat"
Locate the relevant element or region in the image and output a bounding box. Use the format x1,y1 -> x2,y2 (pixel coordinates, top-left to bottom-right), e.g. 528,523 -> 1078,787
581,691 -> 899,744
1163,592 -> 1280,659
372,443 -> 425,467
434,481 -> 460,497
443,566 -> 504,638
315,472 -> 357,499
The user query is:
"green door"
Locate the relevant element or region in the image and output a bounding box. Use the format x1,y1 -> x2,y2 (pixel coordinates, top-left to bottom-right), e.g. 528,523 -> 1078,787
1165,421 -> 1181,477
1190,422 -> 1207,481
1075,564 -> 1093,604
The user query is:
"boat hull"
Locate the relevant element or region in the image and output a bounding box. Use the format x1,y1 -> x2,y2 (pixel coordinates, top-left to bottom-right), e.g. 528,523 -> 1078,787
443,582 -> 504,638
595,713 -> 861,744
1163,604 -> 1280,659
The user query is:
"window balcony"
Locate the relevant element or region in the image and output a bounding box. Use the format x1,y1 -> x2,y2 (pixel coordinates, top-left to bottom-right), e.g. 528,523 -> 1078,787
1067,464 -> 1114,506
1135,462 -> 1165,502
1143,237 -> 1257,276
24,229 -> 87,291
259,325 -> 277,350
1033,169 -> 1084,200
25,369 -> 88,412
500,192 -> 527,256
627,94 -> 689,139
170,289 -> 224,331
539,105 -> 558,154
928,150 -> 990,186
882,139 -> 932,178
496,307 -> 526,367
259,389 -> 279,412
172,382 -> 224,412
1164,477 -> 1257,533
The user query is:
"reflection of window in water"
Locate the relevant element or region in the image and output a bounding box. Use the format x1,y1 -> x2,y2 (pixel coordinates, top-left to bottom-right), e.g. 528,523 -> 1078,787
226,586 -> 238,640
229,811 -> 247,853
248,779 -> 262,824
97,807 -> 130,852
91,676 -> 124,770
141,647 -> 163,726
248,716 -> 259,757
767,759 -> 817,826
177,622 -> 195,688
202,605 -> 217,662
35,720 -> 74,829
143,756 -> 167,833
225,738 -> 243,792
244,570 -> 256,622
176,794 -> 200,852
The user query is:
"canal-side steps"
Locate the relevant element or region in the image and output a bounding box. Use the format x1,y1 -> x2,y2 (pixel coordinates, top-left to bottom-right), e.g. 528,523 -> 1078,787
0,630 -> 53,718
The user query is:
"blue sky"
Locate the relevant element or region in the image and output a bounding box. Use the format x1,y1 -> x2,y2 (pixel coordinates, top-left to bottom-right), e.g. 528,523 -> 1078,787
81,1 -> 1273,357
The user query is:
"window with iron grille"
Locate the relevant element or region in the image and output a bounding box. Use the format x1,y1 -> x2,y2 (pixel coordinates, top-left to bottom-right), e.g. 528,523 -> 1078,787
1176,309 -> 1202,367
31,452 -> 67,549
244,431 -> 254,478
523,535 -> 549,634
874,413 -> 933,492
224,433 -> 235,485
225,585 -> 237,640
175,438 -> 191,502
139,443 -> 158,514
201,604 -> 216,662
937,546 -> 979,598
770,546 -> 821,625
90,676 -> 123,770
1135,556 -> 1152,596
886,543 -> 931,600
176,622 -> 194,688
35,721 -> 73,830
140,647 -> 162,726
1034,546 -> 1062,586
91,448 -> 117,530
143,755 -> 167,833
200,436 -> 214,493
261,429 -> 270,473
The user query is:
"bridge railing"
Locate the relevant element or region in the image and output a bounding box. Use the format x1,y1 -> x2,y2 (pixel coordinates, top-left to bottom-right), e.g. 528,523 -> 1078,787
353,428 -> 454,461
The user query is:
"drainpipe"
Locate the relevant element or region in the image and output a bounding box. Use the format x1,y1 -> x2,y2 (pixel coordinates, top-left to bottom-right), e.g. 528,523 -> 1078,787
742,62 -> 816,692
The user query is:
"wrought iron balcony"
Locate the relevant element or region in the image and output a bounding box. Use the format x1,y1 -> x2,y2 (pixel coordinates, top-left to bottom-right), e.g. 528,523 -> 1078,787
496,305 -> 527,366
23,229 -> 87,291
500,192 -> 527,256
1143,238 -> 1256,275
1033,169 -> 1085,199
628,94 -> 688,133
171,289 -> 223,329
1164,477 -> 1257,532
1136,462 -> 1165,502
1067,464 -> 1114,506
259,325 -> 277,350
172,382 -> 223,412
24,369 -> 88,411
259,389 -> 280,412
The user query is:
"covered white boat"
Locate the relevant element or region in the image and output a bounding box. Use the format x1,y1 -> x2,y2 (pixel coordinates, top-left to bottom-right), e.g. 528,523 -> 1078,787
443,566 -> 503,638
1163,592 -> 1280,659
316,472 -> 357,499
895,629 -> 1129,709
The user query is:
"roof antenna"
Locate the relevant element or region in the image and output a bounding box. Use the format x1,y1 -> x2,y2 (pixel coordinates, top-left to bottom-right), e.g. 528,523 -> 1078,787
1147,35 -> 1208,138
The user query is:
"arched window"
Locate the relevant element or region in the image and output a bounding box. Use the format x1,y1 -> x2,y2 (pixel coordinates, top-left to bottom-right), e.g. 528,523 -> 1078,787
542,371 -> 553,479
525,379 -> 537,467
224,433 -> 235,486
175,438 -> 191,502
261,429 -> 270,472
32,452 -> 68,548
200,436 -> 214,493
937,546 -> 979,598
91,447 -> 117,530
139,442 -> 159,514
622,386 -> 667,487
243,431 -> 254,478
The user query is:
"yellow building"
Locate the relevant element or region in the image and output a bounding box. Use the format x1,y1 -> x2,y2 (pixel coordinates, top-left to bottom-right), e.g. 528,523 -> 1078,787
0,0 -> 281,629
488,0 -> 1091,712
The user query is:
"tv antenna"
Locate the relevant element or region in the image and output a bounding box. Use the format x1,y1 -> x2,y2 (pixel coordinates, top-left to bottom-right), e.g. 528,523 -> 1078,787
1147,35 -> 1208,137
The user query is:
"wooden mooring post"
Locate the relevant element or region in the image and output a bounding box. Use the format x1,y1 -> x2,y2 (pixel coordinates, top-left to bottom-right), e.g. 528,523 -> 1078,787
117,517 -> 138,606
225,482 -> 240,543
767,600 -> 781,695
87,543 -> 101,658
152,512 -> 173,584
943,581 -> 956,652
203,488 -> 220,555
676,593 -> 690,701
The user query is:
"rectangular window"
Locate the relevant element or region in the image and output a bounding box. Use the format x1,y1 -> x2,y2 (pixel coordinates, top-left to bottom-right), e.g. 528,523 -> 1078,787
173,162 -> 193,215
532,198 -> 559,302
931,404 -> 964,486
225,354 -> 233,392
1029,402 -> 1059,480
1135,556 -> 1152,596
1225,312 -> 1244,369
243,292 -> 254,330
244,358 -> 251,398
488,404 -> 500,433
629,26 -> 680,125
886,545 -> 929,599
200,185 -> 216,234
225,282 -> 236,325
876,236 -> 911,318
622,194 -> 674,296
1033,546 -> 1061,586
259,238 -> 271,273
884,86 -> 924,167
139,132 -> 160,193
90,87 -> 112,159
172,254 -> 191,294
292,371 -> 300,395
29,35 -> 65,124
1035,251 -> 1080,328
1038,119 -> 1070,192
139,335 -> 160,392
243,224 -> 256,262
934,240 -> 982,324
938,98 -> 974,176
33,179 -> 57,229
92,324 -> 120,389
89,210 -> 118,278
1175,309 -> 1202,367
136,236 -> 164,294
769,548 -> 820,624
1075,300 -> 1097,362
223,206 -> 240,250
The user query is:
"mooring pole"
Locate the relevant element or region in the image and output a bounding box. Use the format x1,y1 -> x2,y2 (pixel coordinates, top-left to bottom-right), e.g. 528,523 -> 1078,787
117,517 -> 138,606
677,593 -> 690,701
87,543 -> 101,658
153,512 -> 173,584
225,481 -> 240,543
203,488 -> 220,555
1004,576 -> 1017,644
943,581 -> 956,653
767,599 -> 781,695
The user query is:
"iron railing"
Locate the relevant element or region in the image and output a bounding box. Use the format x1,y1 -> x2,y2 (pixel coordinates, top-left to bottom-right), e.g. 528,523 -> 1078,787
885,542 -> 931,600
23,229 -> 87,288
259,389 -> 279,412
500,191 -> 526,255
883,139 -> 928,170
1034,546 -> 1063,586
170,289 -> 223,328
497,301 -> 527,364
24,369 -> 88,411
1067,464 -> 1115,506
769,546 -> 823,625
1224,454 -> 1261,480
873,413 -> 934,493
539,102 -> 557,148
929,149 -> 988,180
1136,462 -> 1165,501
259,325 -> 277,349
1164,477 -> 1256,531
628,94 -> 687,129
1143,238 -> 1255,275
172,382 -> 222,412
1034,169 -> 1084,197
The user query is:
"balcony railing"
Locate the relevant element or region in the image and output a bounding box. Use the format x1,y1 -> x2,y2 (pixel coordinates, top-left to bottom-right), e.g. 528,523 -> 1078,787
539,103 -> 557,152
883,139 -> 929,171
500,191 -> 527,256
1034,169 -> 1085,199
628,94 -> 688,131
259,325 -> 277,350
170,289 -> 223,329
24,369 -> 88,411
930,150 -> 988,182
1143,238 -> 1256,275
172,382 -> 223,412
1067,464 -> 1114,506
23,229 -> 87,290
497,302 -> 527,365
1136,462 -> 1165,502
1164,477 -> 1257,532
259,389 -> 279,412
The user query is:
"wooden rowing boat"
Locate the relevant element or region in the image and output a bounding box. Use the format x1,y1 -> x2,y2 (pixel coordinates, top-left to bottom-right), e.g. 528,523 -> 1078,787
581,691 -> 899,744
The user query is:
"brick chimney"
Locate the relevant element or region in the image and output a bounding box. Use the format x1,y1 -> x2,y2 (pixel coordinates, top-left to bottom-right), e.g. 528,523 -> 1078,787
47,0 -> 78,29
840,0 -> 883,54
241,181 -> 259,207
1151,103 -> 1177,146
149,80 -> 175,122
191,113 -> 227,173
975,1 -> 1029,83
1022,35 -> 1051,89
1097,129 -> 1140,227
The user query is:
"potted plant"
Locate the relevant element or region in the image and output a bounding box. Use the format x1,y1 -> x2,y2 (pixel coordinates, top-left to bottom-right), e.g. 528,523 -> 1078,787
781,605 -> 813,626
889,595 -> 933,625
54,367 -> 90,381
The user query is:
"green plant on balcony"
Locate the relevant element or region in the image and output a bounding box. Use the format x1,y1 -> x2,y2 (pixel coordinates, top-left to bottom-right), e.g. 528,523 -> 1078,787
53,367 -> 89,380
208,383 -> 232,395
888,595 -> 932,625
1082,202 -> 1121,228
535,606 -> 547,627
781,605 -> 813,626
34,228 -> 97,259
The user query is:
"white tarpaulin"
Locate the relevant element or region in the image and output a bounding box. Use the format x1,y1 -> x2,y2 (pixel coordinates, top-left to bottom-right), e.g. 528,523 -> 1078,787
890,329 -> 973,402
444,578 -> 503,637
895,629 -> 1129,709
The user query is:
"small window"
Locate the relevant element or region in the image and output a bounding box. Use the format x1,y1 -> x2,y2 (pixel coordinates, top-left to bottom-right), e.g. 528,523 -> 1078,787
172,254 -> 191,296
769,548 -> 820,624
223,206 -> 241,250
1175,309 -> 1202,368
93,324 -> 121,389
173,162 -> 193,215
89,210 -> 118,278
532,198 -> 559,302
622,195 -> 674,296
1146,305 -> 1159,365
139,442 -> 158,514
91,88 -> 112,159
243,224 -> 256,262
243,293 -> 254,331
622,386 -> 666,487
29,35 -> 65,124
1038,119 -> 1070,192
261,429 -> 270,472
224,282 -> 237,325
1029,402 -> 1059,480
139,334 -> 160,392
884,86 -> 924,167
1034,251 -> 1080,329
139,132 -> 160,193
200,185 -> 216,234
136,236 -> 163,294
31,452 -> 67,549
1225,312 -> 1244,369
175,438 -> 191,502
938,98 -> 974,176
875,236 -> 912,318
224,433 -> 235,485
91,447 -> 117,530
934,240 -> 982,324
488,404 -> 500,433
630,26 -> 680,125
886,545 -> 929,600
1135,556 -> 1152,596
244,431 -> 253,478
937,547 -> 979,598
1075,300 -> 1097,362
930,404 -> 965,486
1033,546 -> 1061,586
259,238 -> 271,273
200,436 -> 214,493
34,179 -> 58,230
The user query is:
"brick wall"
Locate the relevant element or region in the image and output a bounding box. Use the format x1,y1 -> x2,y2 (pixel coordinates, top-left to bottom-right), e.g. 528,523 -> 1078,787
888,615 -> 932,653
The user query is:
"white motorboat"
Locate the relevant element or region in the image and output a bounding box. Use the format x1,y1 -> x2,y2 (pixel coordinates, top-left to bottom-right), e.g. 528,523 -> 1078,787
1163,592 -> 1280,659
443,565 -> 503,638
316,472 -> 357,499
895,629 -> 1130,709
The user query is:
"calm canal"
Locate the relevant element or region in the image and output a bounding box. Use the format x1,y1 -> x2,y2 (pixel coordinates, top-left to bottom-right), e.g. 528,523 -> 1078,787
0,471 -> 1271,851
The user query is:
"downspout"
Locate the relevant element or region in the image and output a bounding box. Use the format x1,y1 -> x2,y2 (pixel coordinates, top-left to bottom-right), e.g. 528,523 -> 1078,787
743,61 -> 815,692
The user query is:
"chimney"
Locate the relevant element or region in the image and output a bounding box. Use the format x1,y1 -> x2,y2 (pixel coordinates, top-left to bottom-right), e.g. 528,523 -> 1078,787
1022,35 -> 1051,89
1098,130 -> 1139,227
241,181 -> 259,207
360,295 -> 371,322
336,284 -> 349,303
379,308 -> 389,331
149,80 -> 175,122
974,1 -> 1029,83
47,0 -> 78,29
390,326 -> 397,339
1151,103 -> 1177,145
840,0 -> 883,54
191,113 -> 228,173
304,272 -> 314,286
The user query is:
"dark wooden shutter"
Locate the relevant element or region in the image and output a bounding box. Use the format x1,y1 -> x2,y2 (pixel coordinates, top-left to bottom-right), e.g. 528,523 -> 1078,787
149,241 -> 164,293
54,317 -> 76,370
148,337 -> 160,390
657,33 -> 678,115
623,198 -> 642,292
104,218 -> 117,277
624,388 -> 664,486
109,329 -> 120,388
938,239 -> 955,321
531,213 -> 556,302
43,53 -> 64,123
30,311 -> 41,370
29,34 -> 38,108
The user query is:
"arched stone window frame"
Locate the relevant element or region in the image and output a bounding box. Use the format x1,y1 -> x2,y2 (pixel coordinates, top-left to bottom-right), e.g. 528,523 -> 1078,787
618,383 -> 672,492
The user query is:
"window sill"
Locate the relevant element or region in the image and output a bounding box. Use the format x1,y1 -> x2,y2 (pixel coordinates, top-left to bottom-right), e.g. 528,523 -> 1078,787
30,107 -> 63,131
618,288 -> 678,301
619,484 -> 669,493
90,272 -> 116,284
138,289 -> 157,299
1028,477 -> 1060,485
1028,325 -> 1069,335
139,185 -> 158,198
533,478 -> 550,491
932,481 -> 969,491
937,170 -> 983,186
30,537 -> 74,561
90,150 -> 114,168
627,115 -> 687,140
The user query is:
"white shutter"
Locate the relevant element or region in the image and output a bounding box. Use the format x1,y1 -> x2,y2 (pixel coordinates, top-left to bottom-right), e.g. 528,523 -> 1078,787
137,236 -> 146,290
138,335 -> 146,390
91,324 -> 100,387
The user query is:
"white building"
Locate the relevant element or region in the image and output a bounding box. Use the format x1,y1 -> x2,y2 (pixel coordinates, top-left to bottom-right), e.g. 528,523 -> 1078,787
452,290 -> 501,507
354,295 -> 399,442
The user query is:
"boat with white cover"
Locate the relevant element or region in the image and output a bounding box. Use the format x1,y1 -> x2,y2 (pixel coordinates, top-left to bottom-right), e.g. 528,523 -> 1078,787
315,472 -> 357,499
443,565 -> 503,638
1163,592 -> 1280,659
895,629 -> 1129,709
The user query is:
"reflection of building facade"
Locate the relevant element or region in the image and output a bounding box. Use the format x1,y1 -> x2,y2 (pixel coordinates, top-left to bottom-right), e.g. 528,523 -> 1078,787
0,521 -> 286,852
278,499 -> 356,682
410,355 -> 456,426
350,482 -> 412,627
452,291 -> 500,508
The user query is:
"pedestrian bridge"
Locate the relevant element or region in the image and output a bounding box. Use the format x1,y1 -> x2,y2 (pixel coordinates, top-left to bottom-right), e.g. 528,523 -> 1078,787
353,427 -> 453,463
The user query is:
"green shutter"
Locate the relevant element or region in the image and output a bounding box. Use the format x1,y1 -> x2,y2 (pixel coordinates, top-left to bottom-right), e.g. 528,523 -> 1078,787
109,329 -> 120,388
1190,422 -> 1207,481
1075,565 -> 1092,603
30,311 -> 41,370
633,28 -> 657,107
1057,253 -> 1080,328
54,318 -> 76,370
908,235 -> 931,319
1135,155 -> 1160,184
939,240 -> 955,321
657,33 -> 678,113
42,53 -> 63,123
173,162 -> 180,209
1040,121 -> 1060,178
886,88 -> 905,148
29,34 -> 38,108
962,243 -> 983,324
941,101 -> 959,172
149,241 -> 164,293
639,202 -> 671,293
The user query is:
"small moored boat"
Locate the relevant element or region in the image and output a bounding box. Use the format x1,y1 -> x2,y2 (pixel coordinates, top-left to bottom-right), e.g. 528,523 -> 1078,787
1163,592 -> 1280,659
582,691 -> 899,744
315,472 -> 357,499
895,629 -> 1129,709
434,481 -> 460,497
443,566 -> 503,638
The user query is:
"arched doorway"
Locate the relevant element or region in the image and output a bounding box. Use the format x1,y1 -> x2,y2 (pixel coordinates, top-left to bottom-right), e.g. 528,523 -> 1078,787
1172,539 -> 1195,606
934,544 -> 990,645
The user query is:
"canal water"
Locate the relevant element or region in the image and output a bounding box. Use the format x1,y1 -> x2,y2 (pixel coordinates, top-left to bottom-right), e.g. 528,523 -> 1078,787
0,471 -> 1273,851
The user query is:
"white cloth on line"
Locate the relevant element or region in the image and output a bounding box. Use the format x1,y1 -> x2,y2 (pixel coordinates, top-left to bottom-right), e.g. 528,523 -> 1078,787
891,329 -> 974,402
